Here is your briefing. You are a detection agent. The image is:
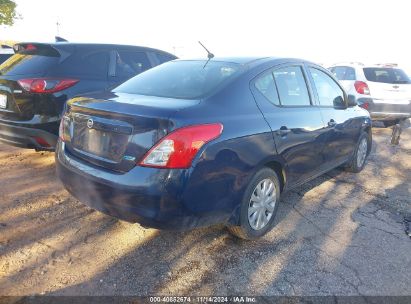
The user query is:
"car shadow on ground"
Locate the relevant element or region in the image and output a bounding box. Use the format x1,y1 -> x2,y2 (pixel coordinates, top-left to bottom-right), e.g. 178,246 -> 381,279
0,129 -> 410,296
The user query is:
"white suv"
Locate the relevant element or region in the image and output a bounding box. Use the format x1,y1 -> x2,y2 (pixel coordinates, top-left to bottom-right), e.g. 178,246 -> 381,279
329,63 -> 411,127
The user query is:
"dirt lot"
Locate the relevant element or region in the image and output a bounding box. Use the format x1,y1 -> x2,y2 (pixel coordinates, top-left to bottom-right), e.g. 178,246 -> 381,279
0,127 -> 410,296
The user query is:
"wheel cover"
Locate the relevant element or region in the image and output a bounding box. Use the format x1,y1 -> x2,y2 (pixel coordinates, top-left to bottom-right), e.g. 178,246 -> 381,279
248,178 -> 277,230
357,137 -> 368,168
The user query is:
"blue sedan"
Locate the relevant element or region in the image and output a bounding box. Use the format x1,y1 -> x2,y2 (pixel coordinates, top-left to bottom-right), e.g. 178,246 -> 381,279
56,57 -> 372,239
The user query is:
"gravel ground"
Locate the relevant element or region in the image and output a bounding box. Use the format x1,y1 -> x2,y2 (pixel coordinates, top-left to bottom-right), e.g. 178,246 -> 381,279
0,127 -> 410,296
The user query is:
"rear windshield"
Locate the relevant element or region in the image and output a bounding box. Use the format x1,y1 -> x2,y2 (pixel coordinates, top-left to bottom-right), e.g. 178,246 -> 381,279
0,53 -> 59,76
363,68 -> 411,84
114,60 -> 242,99
0,45 -> 109,78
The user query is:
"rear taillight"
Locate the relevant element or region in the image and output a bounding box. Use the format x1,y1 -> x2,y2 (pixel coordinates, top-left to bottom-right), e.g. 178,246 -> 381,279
354,81 -> 370,95
25,44 -> 37,51
359,102 -> 369,110
18,78 -> 79,94
139,123 -> 223,169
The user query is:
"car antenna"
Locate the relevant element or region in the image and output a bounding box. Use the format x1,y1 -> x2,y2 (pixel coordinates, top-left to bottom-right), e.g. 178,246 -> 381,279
198,41 -> 214,68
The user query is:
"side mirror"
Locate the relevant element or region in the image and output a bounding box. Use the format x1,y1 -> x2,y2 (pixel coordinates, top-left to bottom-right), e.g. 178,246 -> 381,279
347,94 -> 357,107
333,95 -> 347,109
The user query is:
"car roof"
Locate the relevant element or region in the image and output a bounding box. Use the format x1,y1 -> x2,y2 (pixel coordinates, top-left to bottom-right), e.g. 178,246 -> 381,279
176,57 -> 314,69
15,42 -> 176,55
180,57 -> 270,64
330,62 -> 404,69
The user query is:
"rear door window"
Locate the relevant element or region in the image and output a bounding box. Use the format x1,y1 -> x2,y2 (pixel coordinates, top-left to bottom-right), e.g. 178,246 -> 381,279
309,68 -> 345,107
115,50 -> 151,80
363,68 -> 411,84
255,72 -> 280,105
272,66 -> 311,106
330,66 -> 356,80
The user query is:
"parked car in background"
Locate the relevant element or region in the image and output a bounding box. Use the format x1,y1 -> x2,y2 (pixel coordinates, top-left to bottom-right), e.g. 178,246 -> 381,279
56,57 -> 372,239
0,45 -> 14,64
0,42 -> 176,150
329,63 -> 411,127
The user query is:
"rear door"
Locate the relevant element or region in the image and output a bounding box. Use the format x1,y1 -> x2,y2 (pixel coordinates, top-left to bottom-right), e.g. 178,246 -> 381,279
307,66 -> 358,166
251,64 -> 328,187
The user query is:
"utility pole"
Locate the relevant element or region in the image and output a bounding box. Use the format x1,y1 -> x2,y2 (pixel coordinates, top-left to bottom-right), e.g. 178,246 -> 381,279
56,20 -> 60,36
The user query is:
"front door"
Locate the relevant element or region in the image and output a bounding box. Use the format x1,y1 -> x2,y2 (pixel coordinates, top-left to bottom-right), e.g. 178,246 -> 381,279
252,64 -> 328,187
306,66 -> 358,166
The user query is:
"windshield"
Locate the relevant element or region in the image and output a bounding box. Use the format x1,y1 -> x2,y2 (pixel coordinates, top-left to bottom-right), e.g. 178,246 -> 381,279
113,60 -> 243,99
363,67 -> 411,84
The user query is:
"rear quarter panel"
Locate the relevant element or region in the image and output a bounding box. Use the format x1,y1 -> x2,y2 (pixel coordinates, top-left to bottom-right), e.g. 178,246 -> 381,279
170,75 -> 281,225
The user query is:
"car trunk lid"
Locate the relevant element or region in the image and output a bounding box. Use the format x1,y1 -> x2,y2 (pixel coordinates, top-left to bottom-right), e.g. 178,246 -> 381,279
63,92 -> 200,172
367,82 -> 411,101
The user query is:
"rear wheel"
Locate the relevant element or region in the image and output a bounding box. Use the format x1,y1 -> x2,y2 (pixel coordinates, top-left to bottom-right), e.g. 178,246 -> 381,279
228,168 -> 281,240
345,132 -> 369,173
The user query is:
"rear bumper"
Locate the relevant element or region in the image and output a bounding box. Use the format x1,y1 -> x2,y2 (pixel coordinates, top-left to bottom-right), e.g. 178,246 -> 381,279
0,121 -> 58,150
357,97 -> 411,122
55,141 -> 229,230
369,112 -> 411,121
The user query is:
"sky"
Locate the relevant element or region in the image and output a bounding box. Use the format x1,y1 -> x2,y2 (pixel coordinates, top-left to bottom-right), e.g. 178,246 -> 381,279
1,0 -> 411,72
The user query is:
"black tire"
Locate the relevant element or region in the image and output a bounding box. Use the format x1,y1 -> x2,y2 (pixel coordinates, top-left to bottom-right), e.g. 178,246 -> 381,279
345,132 -> 370,173
227,168 -> 281,240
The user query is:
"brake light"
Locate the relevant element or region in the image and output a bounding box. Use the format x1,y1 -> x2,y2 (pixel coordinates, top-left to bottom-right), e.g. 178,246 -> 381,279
359,102 -> 369,110
354,81 -> 370,95
25,44 -> 37,51
139,123 -> 223,169
18,78 -> 79,93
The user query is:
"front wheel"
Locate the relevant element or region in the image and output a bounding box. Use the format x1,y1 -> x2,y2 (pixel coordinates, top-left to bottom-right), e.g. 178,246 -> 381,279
345,132 -> 370,173
227,168 -> 281,240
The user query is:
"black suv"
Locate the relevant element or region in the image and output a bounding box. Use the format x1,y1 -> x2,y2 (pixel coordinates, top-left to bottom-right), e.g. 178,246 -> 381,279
0,43 -> 176,150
